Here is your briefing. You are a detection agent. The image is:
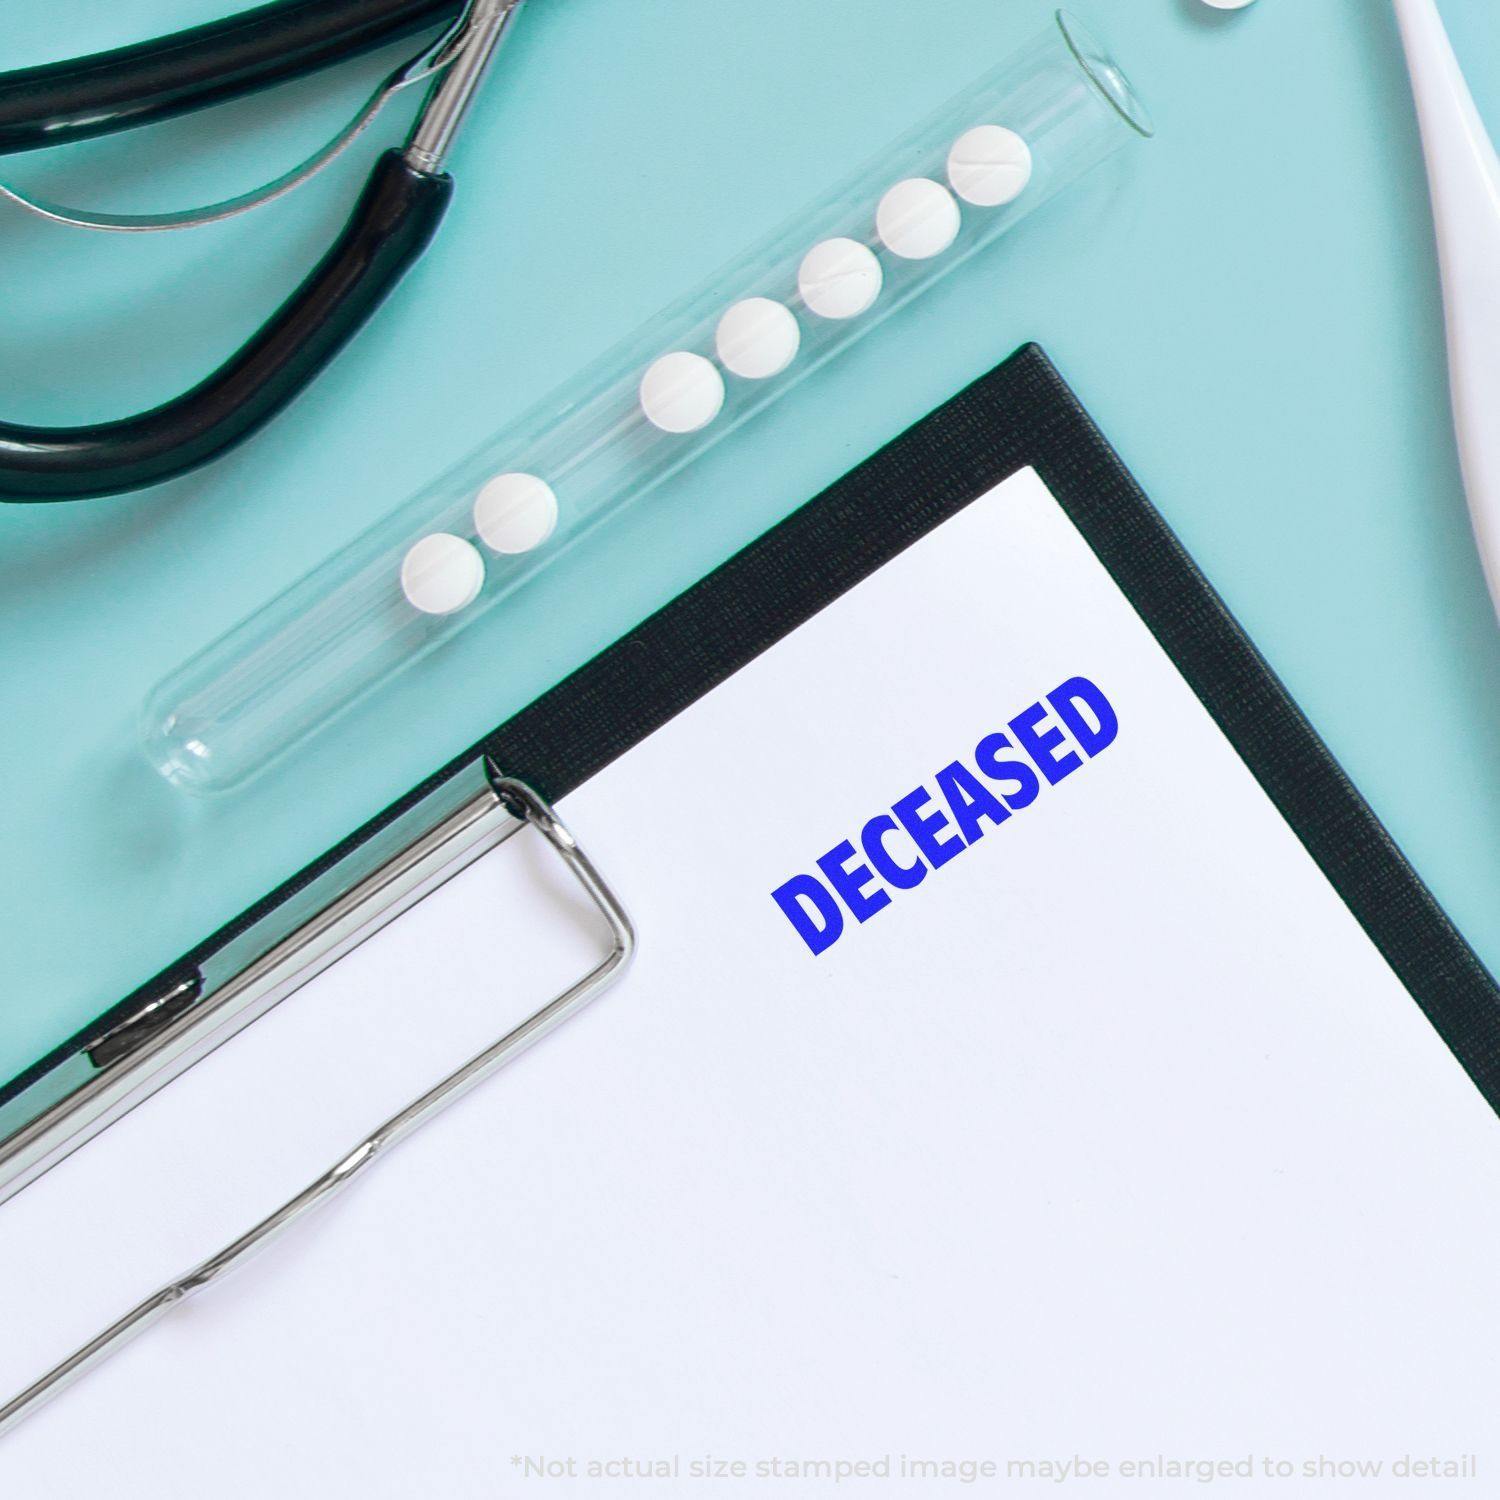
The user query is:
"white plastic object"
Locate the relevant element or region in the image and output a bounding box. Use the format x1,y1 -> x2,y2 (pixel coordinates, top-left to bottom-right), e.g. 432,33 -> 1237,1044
1394,0 -> 1500,622
473,472 -> 558,554
399,534 -> 484,615
947,125 -> 1033,206
797,237 -> 884,318
144,11 -> 1153,793
876,178 -> 962,259
716,297 -> 801,378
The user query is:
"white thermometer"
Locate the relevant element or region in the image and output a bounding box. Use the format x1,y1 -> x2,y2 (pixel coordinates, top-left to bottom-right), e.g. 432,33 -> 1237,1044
1394,0 -> 1500,621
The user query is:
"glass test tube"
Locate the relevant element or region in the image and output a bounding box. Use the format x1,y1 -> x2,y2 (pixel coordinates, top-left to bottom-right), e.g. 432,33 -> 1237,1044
144,10 -> 1153,794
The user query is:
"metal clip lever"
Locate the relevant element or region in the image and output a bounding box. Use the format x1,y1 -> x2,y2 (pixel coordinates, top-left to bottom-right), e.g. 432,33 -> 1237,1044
0,770 -> 634,1441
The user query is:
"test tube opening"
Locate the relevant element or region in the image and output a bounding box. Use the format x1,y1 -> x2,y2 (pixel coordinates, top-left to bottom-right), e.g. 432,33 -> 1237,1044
1057,10 -> 1155,140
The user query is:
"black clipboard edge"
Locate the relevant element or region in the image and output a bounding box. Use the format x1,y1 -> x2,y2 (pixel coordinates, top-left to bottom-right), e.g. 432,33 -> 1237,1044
9,344 -> 1500,1118
489,344 -> 1500,1117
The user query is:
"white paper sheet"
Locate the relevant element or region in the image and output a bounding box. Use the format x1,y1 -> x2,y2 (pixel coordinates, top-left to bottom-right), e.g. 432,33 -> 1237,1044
4,469 -> 1499,1497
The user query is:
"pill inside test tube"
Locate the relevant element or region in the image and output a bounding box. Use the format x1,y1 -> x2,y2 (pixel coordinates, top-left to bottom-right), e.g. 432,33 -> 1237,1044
143,10 -> 1153,794
716,299 -> 802,379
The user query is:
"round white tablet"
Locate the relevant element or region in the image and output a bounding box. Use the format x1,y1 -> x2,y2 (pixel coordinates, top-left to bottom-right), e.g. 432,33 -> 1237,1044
715,297 -> 801,379
473,471 -> 558,554
797,237 -> 883,319
875,177 -> 961,260
639,350 -> 726,433
1200,0 -> 1255,8
946,124 -> 1033,207
400,532 -> 483,615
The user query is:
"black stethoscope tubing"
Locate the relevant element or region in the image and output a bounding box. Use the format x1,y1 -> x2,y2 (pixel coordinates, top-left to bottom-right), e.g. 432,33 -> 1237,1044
0,0 -> 472,503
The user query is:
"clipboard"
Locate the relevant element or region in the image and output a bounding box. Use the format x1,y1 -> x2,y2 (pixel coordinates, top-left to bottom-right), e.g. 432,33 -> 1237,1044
4,343 -> 1499,1435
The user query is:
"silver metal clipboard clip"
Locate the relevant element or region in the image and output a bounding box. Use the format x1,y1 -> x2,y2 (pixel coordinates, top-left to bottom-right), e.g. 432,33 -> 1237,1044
0,767 -> 635,1440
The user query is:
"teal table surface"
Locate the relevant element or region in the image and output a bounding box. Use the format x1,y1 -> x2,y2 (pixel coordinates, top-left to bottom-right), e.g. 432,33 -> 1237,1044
5,0 -> 1500,1082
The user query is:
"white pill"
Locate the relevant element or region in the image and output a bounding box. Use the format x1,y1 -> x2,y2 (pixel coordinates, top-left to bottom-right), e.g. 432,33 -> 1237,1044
474,471 -> 558,554
876,178 -> 961,260
400,532 -> 484,615
1200,0 -> 1255,7
947,124 -> 1033,207
715,297 -> 801,379
639,350 -> 726,433
797,237 -> 883,319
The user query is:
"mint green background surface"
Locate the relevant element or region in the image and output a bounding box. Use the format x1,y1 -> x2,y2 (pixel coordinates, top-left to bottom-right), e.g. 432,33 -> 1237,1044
4,0 -> 1499,1081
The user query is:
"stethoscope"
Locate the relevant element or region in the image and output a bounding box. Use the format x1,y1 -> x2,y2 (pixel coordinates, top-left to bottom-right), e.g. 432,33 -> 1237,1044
0,0 -> 519,504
